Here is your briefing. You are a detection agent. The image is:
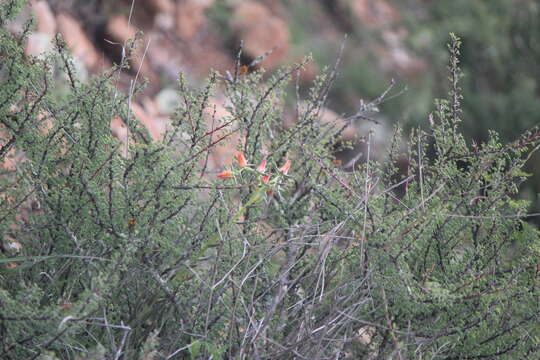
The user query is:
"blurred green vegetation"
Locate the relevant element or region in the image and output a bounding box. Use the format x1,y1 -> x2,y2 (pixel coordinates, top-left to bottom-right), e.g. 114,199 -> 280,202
401,0 -> 540,219
277,0 -> 540,220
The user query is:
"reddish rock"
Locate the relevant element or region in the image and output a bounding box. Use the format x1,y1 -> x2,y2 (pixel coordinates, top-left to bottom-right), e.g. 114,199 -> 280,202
56,13 -> 107,72
155,88 -> 180,115
4,5 -> 31,35
111,94 -> 240,170
175,0 -> 214,40
342,1 -> 426,76
110,99 -> 168,147
142,97 -> 160,117
385,45 -> 426,76
141,31 -> 186,81
120,0 -> 175,17
146,0 -> 176,14
24,1 -> 57,58
180,33 -> 235,77
297,59 -> 319,84
110,116 -> 128,143
105,15 -> 155,82
349,0 -> 400,28
105,15 -> 139,53
377,29 -> 427,76
120,0 -> 175,29
231,2 -> 290,70
131,100 -> 168,142
25,32 -> 53,58
155,12 -> 174,31
30,0 -> 56,35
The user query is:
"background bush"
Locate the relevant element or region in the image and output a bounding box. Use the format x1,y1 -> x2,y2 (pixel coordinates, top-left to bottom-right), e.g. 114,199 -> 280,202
1,2 -> 540,359
298,0 -> 540,222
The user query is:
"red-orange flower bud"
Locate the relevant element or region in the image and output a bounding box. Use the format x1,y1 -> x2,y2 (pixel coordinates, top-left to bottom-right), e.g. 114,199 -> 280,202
217,170 -> 233,179
257,159 -> 267,173
235,152 -> 248,167
278,159 -> 291,175
261,175 -> 271,184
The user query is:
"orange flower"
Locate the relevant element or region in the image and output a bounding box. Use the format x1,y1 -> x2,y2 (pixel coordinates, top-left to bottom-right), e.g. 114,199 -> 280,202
217,170 -> 233,179
257,159 -> 267,173
235,152 -> 248,167
261,174 -> 271,184
278,159 -> 291,175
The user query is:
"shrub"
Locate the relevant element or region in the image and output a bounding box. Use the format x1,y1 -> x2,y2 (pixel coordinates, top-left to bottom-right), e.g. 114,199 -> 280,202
1,2 -> 539,359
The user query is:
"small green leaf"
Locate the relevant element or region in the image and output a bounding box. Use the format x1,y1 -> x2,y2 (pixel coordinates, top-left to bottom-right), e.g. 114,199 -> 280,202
189,339 -> 202,359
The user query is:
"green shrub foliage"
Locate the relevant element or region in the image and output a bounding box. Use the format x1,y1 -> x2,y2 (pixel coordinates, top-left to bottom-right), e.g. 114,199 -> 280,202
1,2 -> 540,359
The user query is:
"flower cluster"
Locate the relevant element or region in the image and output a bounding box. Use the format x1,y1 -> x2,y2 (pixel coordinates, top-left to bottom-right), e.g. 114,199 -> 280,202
217,152 -> 292,194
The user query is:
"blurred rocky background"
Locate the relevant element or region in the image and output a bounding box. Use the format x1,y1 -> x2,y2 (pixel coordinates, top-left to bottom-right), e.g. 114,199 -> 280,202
7,0 -> 540,220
